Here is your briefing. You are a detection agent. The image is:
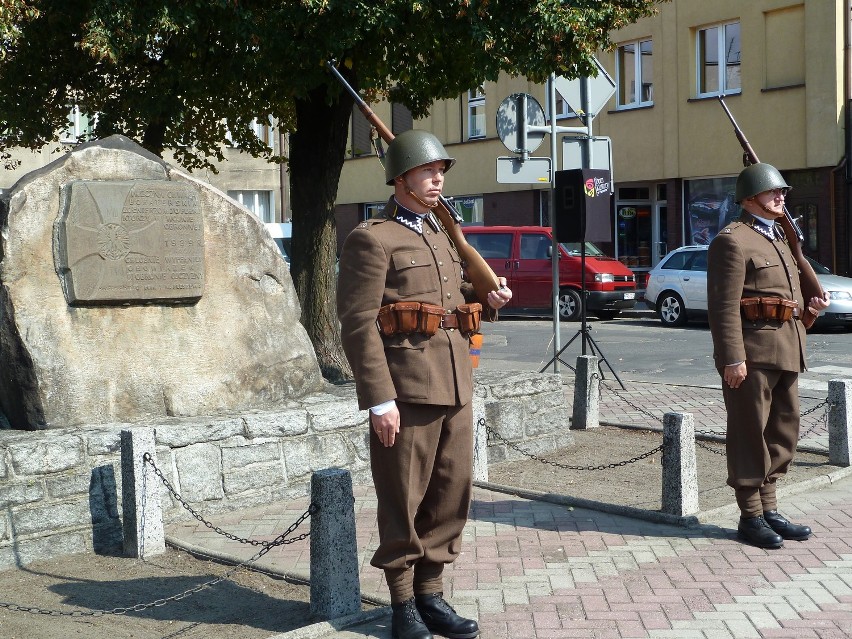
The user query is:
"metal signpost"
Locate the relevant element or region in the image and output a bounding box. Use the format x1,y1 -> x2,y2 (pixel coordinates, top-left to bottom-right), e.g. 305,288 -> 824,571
495,59 -> 617,375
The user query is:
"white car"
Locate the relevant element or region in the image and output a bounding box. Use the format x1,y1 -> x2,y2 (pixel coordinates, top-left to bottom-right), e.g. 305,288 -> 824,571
643,245 -> 852,329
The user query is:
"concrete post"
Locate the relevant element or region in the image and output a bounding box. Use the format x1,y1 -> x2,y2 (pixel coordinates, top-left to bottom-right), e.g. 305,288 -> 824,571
828,379 -> 852,467
310,468 -> 361,620
472,395 -> 488,482
571,355 -> 600,429
121,427 -> 165,558
661,412 -> 699,516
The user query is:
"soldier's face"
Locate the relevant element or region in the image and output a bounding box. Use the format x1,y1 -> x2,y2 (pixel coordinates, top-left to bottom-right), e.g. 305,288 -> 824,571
398,160 -> 445,208
746,188 -> 786,219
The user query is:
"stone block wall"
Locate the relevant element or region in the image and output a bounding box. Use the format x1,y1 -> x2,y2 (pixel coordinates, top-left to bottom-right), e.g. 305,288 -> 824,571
0,371 -> 570,569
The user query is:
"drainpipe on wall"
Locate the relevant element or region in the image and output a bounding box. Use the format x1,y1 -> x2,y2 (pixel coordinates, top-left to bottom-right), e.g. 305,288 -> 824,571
845,0 -> 852,274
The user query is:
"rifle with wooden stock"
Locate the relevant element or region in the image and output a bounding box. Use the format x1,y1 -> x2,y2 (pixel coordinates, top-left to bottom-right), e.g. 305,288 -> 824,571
717,97 -> 824,306
326,61 -> 500,307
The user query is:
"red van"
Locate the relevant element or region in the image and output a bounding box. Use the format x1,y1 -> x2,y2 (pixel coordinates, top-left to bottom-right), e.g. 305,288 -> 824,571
462,226 -> 636,320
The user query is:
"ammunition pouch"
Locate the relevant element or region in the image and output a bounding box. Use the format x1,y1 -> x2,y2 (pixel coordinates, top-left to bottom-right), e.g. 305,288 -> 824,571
740,297 -> 799,322
377,302 -> 482,337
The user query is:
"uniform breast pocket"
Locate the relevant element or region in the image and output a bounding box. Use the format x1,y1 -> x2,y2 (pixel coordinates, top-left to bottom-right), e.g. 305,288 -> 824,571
392,249 -> 438,297
749,255 -> 782,288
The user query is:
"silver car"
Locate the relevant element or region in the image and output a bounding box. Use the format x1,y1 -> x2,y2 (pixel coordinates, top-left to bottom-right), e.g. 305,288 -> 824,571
644,246 -> 852,329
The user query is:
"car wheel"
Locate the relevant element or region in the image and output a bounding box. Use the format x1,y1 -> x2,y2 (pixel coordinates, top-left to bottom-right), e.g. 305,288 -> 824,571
594,311 -> 620,321
558,288 -> 583,321
657,291 -> 687,327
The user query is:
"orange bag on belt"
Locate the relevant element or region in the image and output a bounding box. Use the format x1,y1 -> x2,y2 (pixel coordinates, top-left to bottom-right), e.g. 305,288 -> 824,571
469,333 -> 483,368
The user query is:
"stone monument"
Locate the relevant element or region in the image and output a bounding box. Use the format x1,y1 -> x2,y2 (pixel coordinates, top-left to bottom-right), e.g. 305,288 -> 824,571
0,136 -> 324,430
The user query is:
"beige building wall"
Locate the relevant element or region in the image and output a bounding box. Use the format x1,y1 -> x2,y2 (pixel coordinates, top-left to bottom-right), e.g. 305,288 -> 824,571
338,0 -> 844,192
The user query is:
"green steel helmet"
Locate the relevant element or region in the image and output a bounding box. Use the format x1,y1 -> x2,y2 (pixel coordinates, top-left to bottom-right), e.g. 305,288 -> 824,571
735,163 -> 791,203
384,130 -> 456,185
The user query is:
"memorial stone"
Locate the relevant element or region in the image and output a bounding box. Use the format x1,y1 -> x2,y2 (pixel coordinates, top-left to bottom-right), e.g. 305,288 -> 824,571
0,136 -> 324,430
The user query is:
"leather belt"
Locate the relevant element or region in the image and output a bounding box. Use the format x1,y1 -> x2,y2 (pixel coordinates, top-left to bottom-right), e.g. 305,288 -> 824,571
440,313 -> 459,329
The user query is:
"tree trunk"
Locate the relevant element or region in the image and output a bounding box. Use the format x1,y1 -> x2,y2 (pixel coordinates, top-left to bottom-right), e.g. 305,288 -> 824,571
289,82 -> 354,382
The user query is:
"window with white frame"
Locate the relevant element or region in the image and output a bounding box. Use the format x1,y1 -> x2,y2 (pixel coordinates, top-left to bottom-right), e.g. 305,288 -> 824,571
226,118 -> 275,147
697,21 -> 741,97
468,87 -> 485,139
364,202 -> 384,220
616,39 -> 653,108
228,190 -> 274,223
60,106 -> 95,143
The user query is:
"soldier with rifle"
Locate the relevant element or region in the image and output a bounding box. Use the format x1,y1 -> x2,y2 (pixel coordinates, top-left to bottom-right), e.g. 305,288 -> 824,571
709,100 -> 830,549
337,129 -> 511,639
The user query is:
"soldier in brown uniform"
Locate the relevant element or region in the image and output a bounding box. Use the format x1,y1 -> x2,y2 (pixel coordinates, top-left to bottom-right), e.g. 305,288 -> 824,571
337,130 -> 511,639
707,163 -> 829,550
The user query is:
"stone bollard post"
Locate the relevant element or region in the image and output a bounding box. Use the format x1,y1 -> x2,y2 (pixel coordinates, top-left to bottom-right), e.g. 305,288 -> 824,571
472,395 -> 488,482
571,355 -> 600,430
121,427 -> 165,558
310,468 -> 361,620
661,412 -> 699,516
828,379 -> 852,467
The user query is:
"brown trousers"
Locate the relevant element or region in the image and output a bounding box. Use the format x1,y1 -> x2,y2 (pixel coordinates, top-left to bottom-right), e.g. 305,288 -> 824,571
721,367 -> 800,518
369,401 -> 473,603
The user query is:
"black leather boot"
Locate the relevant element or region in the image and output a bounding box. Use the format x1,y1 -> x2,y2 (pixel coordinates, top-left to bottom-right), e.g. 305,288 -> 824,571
737,515 -> 783,549
391,598 -> 433,639
414,593 -> 479,639
764,510 -> 812,540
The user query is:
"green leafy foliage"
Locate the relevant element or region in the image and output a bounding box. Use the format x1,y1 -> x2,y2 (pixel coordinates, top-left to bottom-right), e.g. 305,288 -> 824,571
0,0 -> 665,379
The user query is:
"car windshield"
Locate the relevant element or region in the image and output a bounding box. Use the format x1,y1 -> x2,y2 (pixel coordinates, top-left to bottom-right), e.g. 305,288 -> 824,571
560,242 -> 606,256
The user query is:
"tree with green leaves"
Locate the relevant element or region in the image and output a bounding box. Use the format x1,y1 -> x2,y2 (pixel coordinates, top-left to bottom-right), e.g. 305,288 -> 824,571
1,0 -> 665,381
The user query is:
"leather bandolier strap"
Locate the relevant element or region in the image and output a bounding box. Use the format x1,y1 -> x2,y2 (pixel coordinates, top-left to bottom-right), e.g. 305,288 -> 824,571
376,302 -> 482,337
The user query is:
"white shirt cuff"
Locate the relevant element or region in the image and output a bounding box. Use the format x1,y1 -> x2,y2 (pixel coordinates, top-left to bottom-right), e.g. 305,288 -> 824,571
370,399 -> 397,416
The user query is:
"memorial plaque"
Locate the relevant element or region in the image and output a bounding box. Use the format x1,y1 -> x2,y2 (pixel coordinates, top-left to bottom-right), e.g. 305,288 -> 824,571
57,180 -> 205,304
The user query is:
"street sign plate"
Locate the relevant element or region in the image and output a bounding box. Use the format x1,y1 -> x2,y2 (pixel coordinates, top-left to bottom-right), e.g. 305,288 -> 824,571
496,156 -> 552,184
562,136 -> 612,172
495,93 -> 547,154
553,57 -> 616,119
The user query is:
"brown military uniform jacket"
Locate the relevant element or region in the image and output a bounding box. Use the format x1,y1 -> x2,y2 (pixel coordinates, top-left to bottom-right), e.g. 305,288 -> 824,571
707,213 -> 806,372
337,198 -> 478,410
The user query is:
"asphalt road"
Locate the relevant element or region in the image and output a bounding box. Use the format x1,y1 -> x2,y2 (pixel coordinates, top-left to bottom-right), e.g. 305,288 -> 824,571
478,311 -> 851,394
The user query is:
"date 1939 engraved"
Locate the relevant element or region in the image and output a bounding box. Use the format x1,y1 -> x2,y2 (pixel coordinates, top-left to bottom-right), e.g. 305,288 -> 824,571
57,180 -> 205,304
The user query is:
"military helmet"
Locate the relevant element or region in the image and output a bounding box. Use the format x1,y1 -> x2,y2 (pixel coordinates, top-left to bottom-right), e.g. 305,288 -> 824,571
384,130 -> 456,185
735,162 -> 791,203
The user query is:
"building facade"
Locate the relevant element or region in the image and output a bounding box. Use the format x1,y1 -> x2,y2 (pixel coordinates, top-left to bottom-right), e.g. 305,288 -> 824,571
1,116 -> 291,225
334,0 -> 851,281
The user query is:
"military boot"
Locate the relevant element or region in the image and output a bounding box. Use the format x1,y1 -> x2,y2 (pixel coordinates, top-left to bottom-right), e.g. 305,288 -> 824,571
391,598 -> 433,639
763,510 -> 812,540
414,593 -> 479,639
737,515 -> 783,549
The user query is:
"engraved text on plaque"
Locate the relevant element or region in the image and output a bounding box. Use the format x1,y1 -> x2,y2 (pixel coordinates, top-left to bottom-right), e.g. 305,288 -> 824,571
58,180 -> 205,304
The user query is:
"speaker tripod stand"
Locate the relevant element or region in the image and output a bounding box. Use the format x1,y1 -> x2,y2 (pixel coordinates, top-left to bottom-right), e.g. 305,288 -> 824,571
538,244 -> 626,390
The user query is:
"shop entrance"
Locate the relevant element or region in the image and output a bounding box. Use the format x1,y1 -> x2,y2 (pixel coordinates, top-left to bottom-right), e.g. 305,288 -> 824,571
615,183 -> 666,286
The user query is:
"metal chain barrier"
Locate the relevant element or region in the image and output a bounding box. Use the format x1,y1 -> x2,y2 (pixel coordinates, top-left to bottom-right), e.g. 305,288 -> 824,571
0,456 -> 316,618
142,452 -> 310,549
483,418 -> 663,471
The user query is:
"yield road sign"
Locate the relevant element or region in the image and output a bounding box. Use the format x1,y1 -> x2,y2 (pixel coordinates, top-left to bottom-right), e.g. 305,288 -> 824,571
553,57 -> 616,119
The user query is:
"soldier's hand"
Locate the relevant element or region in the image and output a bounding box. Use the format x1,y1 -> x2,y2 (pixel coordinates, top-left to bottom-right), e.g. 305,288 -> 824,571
371,406 -> 400,447
488,277 -> 512,309
724,362 -> 747,389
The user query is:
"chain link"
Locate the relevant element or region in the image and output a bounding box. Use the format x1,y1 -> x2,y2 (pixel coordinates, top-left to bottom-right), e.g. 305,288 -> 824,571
142,453 -> 311,548
0,456 -> 316,618
484,419 -> 663,471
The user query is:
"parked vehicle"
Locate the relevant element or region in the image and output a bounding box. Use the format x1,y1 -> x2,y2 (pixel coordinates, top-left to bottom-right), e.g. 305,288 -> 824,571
644,245 -> 852,329
462,226 -> 637,321
643,245 -> 708,326
265,222 -> 292,263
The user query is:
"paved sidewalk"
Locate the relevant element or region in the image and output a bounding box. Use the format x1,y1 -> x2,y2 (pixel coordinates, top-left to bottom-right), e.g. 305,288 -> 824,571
165,382 -> 851,638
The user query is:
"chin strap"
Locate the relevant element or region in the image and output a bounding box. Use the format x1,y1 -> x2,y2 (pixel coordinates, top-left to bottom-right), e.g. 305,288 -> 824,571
405,186 -> 439,210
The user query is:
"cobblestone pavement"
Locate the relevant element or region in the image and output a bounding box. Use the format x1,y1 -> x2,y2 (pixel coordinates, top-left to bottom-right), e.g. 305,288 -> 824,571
165,381 -> 851,639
